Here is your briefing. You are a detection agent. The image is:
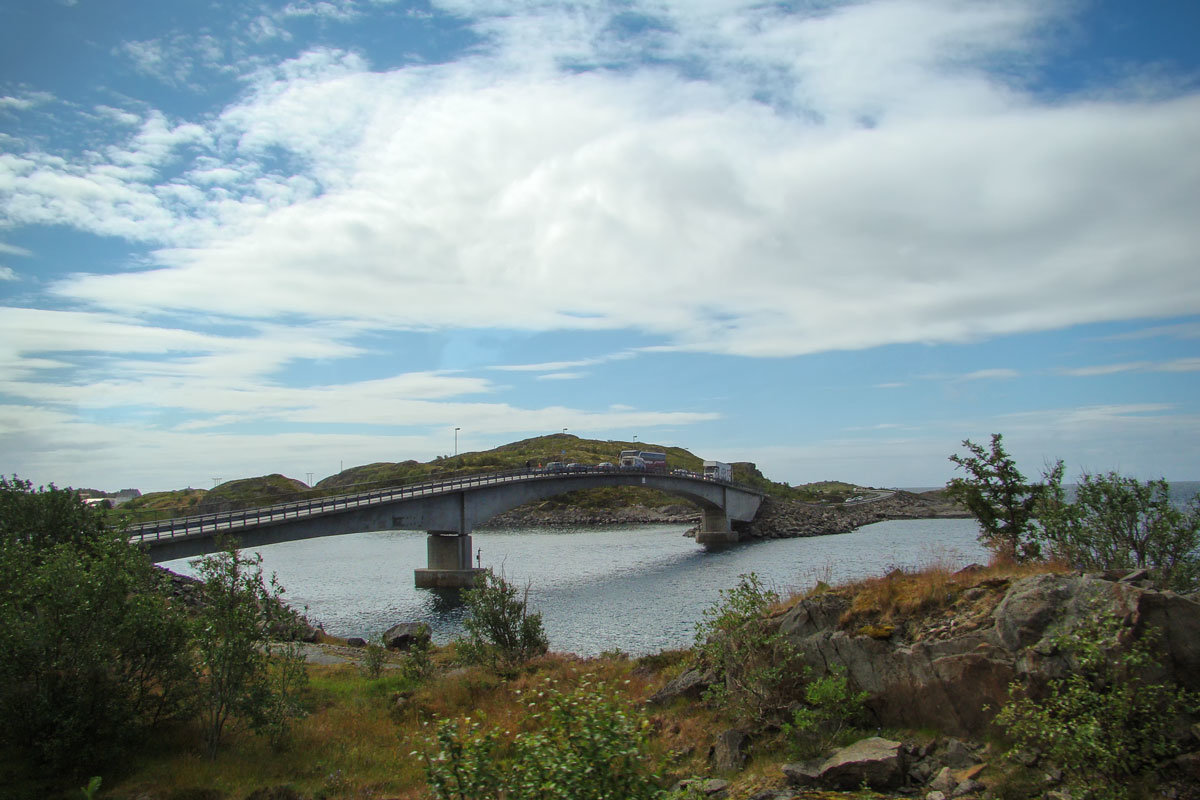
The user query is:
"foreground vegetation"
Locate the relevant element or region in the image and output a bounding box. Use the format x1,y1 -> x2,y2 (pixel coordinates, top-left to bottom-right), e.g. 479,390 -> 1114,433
4,430 -> 1199,799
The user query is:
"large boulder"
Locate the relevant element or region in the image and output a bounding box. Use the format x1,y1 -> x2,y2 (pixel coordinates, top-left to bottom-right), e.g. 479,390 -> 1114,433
383,622 -> 431,651
777,572 -> 1200,737
783,737 -> 905,790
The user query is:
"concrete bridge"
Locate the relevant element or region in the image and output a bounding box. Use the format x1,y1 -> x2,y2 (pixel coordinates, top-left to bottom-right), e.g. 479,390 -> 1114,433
129,468 -> 765,587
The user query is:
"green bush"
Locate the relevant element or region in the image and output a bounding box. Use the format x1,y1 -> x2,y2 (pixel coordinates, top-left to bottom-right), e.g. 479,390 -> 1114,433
782,665 -> 869,758
419,679 -> 661,800
361,640 -> 387,679
1036,469 -> 1200,591
0,477 -> 195,773
995,609 -> 1199,800
459,570 -> 548,674
192,542 -> 307,757
694,573 -> 806,725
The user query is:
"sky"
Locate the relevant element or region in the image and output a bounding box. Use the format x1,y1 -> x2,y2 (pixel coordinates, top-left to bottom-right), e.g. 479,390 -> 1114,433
1,0 -> 1198,493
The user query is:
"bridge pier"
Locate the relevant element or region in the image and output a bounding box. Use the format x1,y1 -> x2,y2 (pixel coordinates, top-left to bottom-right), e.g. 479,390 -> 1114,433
414,531 -> 486,589
695,507 -> 740,546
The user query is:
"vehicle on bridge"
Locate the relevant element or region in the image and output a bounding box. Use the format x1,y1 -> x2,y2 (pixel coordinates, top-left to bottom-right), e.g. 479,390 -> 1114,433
703,460 -> 732,482
620,450 -> 668,473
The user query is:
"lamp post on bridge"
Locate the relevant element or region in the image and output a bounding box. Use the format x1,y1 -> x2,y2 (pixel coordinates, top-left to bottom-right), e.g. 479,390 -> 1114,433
454,427 -> 460,456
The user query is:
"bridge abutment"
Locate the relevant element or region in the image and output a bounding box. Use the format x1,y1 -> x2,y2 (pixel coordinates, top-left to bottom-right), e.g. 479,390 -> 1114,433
414,531 -> 485,588
695,507 -> 740,546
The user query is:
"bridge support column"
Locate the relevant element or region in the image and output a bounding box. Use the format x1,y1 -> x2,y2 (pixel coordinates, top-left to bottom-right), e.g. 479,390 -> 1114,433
414,531 -> 486,589
695,508 -> 740,546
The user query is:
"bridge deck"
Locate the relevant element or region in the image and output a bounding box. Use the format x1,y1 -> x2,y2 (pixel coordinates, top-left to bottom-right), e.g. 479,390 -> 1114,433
128,467 -> 761,550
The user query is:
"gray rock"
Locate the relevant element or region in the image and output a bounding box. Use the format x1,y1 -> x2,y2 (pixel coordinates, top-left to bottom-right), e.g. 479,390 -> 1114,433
925,792 -> 947,800
710,729 -> 749,772
783,736 -> 905,791
941,739 -> 980,768
781,759 -> 824,786
383,622 -> 431,651
674,778 -> 729,798
647,667 -> 714,705
952,778 -> 985,797
928,766 -> 957,793
345,637 -> 367,647
776,572 -> 1200,737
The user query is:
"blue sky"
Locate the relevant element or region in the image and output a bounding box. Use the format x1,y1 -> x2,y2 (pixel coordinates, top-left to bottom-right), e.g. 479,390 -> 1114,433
2,0 -> 1198,492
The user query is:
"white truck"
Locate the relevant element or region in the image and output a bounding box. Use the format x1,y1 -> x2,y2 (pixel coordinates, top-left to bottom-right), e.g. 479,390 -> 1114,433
703,460 -> 732,482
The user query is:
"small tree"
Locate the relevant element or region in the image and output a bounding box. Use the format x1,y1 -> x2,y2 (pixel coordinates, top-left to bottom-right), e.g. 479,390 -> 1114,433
694,573 -> 806,724
192,542 -> 302,757
946,434 -> 1047,562
1037,470 -> 1199,591
460,570 -> 548,674
0,477 -> 195,772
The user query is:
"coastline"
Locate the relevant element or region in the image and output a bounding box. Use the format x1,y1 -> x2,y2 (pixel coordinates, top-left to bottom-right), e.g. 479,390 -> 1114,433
477,489 -> 968,540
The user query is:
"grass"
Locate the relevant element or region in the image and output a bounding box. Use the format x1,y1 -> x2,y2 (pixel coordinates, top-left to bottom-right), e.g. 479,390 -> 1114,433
776,558 -> 1071,638
72,560 -> 1078,800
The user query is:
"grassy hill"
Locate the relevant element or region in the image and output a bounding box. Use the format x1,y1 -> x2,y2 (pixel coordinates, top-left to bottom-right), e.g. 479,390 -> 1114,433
120,434 -> 872,521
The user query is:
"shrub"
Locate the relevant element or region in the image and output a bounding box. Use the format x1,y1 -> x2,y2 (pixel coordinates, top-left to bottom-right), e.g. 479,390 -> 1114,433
994,609 -> 1199,800
782,665 -> 869,758
1036,469 -> 1200,591
0,477 -> 195,773
418,678 -> 661,800
361,640 -> 387,679
694,573 -> 806,725
192,542 -> 306,757
459,570 -> 548,674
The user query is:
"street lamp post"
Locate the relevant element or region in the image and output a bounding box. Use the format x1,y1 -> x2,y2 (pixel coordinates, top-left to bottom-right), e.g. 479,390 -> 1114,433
454,427 -> 461,456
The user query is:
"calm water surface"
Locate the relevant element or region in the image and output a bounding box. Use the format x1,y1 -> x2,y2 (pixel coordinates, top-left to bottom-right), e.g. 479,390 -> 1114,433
163,518 -> 987,656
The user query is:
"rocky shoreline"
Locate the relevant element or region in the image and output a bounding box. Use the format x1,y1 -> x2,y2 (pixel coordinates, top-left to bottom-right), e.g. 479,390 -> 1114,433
728,490 -> 969,539
479,490 -> 968,540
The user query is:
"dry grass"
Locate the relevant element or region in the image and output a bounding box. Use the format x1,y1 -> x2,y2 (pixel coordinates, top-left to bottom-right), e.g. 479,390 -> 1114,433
768,557 -> 1071,637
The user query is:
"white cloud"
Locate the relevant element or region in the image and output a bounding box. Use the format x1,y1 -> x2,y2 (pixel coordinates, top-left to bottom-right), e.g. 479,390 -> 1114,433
37,25 -> 1200,357
1105,322 -> 1200,341
0,242 -> 32,257
958,369 -> 1020,382
1060,358 -> 1200,377
3,0 -> 1199,490
0,266 -> 16,281
536,371 -> 586,380
492,351 -> 636,372
0,91 -> 55,111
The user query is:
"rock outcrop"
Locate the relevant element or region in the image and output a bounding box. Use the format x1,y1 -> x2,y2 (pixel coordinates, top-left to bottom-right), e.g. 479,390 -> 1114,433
777,570 -> 1200,737
728,492 -> 968,541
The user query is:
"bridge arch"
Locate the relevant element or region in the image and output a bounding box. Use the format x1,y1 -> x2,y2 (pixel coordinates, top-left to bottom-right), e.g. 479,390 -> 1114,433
135,470 -> 763,586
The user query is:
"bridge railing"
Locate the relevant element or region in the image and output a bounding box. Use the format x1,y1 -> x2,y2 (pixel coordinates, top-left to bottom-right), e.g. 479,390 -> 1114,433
126,466 -> 758,546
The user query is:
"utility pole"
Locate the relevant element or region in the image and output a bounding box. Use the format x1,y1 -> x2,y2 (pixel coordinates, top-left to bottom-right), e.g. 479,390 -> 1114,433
455,426 -> 461,456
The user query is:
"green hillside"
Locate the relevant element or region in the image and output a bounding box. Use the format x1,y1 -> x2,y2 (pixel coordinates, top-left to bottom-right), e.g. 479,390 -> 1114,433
119,434 -> 868,521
